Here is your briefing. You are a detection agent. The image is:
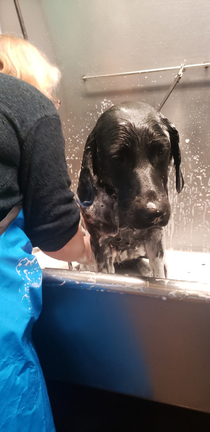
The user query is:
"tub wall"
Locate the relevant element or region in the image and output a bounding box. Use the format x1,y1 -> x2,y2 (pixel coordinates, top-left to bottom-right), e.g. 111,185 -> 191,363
33,270 -> 210,413
1,0 -> 210,253
1,1 -> 210,414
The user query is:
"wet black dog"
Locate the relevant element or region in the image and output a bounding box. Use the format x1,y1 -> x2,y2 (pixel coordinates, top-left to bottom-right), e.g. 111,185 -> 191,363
77,101 -> 184,277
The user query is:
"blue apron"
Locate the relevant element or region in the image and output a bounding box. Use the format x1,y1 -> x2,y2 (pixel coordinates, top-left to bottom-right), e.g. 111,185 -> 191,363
0,207 -> 56,432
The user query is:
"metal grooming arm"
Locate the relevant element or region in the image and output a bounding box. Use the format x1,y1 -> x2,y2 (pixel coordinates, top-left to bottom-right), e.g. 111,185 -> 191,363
82,62 -> 210,110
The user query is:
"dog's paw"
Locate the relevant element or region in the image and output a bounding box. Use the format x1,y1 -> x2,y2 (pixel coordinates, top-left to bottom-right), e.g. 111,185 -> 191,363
136,258 -> 153,277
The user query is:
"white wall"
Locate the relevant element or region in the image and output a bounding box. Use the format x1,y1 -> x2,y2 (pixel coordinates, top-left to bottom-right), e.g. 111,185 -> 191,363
1,0 -> 210,252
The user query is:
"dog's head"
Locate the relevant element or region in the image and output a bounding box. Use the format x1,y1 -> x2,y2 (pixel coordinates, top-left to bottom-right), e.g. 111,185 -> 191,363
77,101 -> 184,232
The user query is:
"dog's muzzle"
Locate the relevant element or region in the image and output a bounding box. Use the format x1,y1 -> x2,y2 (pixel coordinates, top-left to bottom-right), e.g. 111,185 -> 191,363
130,200 -> 170,228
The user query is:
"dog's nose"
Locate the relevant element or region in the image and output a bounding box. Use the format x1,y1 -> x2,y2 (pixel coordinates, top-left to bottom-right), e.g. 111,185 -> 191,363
139,202 -> 164,222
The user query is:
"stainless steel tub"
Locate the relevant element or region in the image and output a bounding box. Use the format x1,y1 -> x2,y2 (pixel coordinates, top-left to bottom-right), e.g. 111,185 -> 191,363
1,0 -> 210,415
33,259 -> 210,413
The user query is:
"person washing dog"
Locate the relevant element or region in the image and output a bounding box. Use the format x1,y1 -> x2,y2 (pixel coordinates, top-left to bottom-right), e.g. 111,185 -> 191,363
0,34 -> 94,432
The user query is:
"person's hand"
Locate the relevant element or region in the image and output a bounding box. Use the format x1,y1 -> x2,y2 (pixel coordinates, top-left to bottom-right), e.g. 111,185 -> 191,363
77,234 -> 96,265
42,225 -> 96,264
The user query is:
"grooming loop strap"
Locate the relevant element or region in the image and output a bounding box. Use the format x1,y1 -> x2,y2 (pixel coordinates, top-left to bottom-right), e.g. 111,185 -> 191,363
157,64 -> 185,111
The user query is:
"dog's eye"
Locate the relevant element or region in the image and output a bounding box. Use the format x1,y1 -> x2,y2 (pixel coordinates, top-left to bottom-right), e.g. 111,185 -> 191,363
157,148 -> 166,157
111,153 -> 125,163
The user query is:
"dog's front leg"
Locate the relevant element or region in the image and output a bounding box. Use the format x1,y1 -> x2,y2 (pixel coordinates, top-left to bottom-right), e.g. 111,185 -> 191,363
94,243 -> 115,273
145,228 -> 167,278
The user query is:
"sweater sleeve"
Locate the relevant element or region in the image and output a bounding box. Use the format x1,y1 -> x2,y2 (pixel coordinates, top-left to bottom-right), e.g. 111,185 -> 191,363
20,114 -> 80,251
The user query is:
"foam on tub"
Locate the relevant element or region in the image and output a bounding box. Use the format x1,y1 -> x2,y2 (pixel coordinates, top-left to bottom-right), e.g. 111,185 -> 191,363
33,248 -> 210,284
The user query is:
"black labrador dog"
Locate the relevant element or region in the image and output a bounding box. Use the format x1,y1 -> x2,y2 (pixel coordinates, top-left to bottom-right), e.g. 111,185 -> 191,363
77,101 -> 184,277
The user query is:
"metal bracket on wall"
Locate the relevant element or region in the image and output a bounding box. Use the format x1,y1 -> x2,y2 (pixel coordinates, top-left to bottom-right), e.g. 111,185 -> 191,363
82,61 -> 210,111
82,62 -> 210,81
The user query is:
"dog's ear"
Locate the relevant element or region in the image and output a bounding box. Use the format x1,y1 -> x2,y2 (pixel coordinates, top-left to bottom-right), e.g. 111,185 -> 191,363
77,130 -> 97,207
161,117 -> 184,193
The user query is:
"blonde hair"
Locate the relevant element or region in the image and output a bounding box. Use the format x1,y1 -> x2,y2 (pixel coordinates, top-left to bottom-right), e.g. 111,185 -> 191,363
0,34 -> 61,102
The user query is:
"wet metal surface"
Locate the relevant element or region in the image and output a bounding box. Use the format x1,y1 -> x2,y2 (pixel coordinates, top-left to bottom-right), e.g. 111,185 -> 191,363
44,268 -> 210,303
1,0 -> 210,414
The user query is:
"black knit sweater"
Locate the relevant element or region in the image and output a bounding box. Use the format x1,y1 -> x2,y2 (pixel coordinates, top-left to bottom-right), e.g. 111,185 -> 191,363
0,73 -> 80,251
